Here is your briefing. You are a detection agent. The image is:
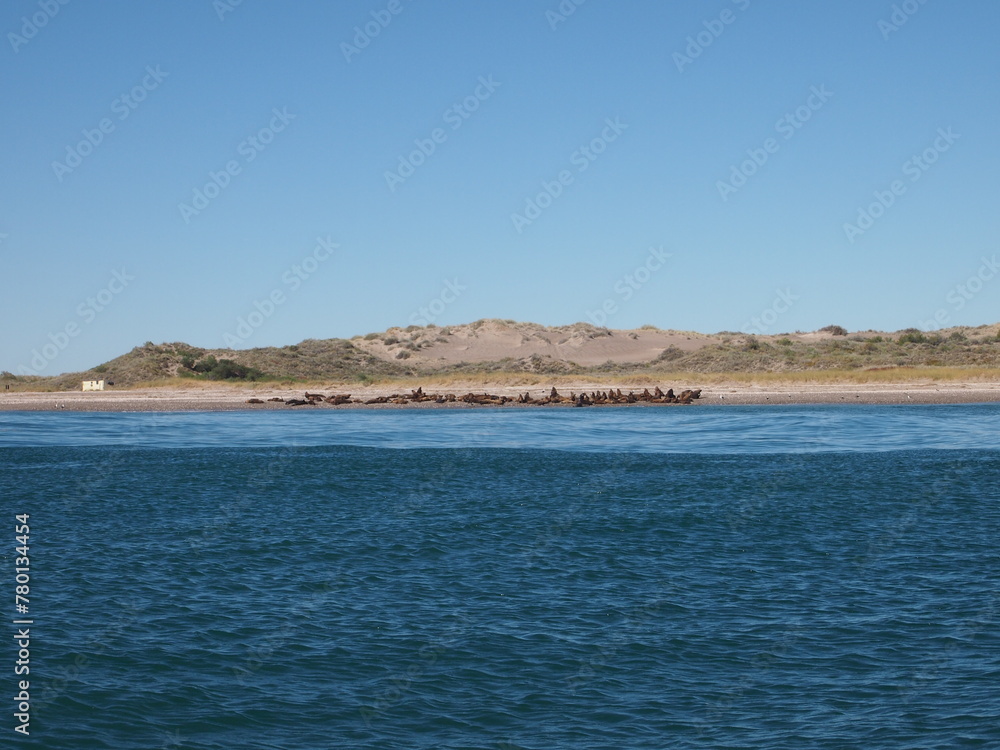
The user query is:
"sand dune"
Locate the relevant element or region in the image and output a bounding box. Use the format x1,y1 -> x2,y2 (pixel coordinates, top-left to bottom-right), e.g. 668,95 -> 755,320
353,320 -> 735,366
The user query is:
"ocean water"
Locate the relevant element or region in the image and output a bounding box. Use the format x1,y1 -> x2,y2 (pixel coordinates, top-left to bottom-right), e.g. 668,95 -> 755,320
3,405 -> 1000,749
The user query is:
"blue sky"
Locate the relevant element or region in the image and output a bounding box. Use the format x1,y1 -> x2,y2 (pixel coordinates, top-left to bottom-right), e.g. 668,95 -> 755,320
2,0 -> 998,375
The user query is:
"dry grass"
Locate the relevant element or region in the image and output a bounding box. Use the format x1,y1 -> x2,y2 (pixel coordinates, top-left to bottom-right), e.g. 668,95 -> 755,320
196,367 -> 1000,392
123,378 -> 300,391
47,366 -> 1000,394
652,367 -> 1000,385
7,320 -> 1000,393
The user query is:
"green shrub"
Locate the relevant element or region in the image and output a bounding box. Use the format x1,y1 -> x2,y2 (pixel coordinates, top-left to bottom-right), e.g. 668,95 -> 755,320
190,355 -> 264,380
819,325 -> 848,336
655,345 -> 684,362
192,355 -> 217,373
209,359 -> 260,380
897,329 -> 927,344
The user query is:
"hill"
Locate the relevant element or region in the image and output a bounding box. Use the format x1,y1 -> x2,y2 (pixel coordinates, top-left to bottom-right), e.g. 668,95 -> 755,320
5,319 -> 1000,391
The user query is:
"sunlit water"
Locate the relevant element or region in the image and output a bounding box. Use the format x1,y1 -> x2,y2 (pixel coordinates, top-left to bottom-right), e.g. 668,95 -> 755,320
3,402 -> 1000,452
2,406 -> 999,749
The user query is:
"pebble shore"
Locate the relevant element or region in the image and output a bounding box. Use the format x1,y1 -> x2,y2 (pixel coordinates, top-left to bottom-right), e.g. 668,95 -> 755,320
4,383 -> 1000,411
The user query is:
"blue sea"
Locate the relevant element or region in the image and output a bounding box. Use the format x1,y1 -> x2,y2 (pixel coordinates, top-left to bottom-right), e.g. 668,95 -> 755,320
3,405 -> 999,749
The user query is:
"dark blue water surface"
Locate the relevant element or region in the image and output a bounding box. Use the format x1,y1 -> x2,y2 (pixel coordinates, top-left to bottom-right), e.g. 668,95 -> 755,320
2,406 -> 999,749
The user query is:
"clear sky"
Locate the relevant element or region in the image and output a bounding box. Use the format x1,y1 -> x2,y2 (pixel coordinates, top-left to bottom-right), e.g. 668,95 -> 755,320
2,0 -> 998,375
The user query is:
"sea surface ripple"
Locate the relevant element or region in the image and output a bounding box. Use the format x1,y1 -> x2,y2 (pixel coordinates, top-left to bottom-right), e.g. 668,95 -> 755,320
2,407 -> 999,748
3,402 -> 1000,452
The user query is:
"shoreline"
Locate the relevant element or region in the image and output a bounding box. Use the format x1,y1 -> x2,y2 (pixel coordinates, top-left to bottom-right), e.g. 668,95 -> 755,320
4,382 -> 1000,412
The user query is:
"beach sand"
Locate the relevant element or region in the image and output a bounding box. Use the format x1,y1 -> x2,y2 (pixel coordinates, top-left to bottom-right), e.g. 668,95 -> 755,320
4,382 -> 1000,412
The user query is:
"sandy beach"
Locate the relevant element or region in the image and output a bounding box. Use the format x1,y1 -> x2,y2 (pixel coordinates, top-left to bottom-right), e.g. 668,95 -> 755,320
4,382 -> 1000,412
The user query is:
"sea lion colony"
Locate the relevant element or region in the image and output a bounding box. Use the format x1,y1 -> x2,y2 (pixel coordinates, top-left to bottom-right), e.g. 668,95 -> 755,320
246,386 -> 702,407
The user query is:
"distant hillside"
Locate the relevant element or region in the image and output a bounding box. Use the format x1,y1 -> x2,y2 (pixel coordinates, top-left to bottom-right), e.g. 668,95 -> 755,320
4,319 -> 1000,391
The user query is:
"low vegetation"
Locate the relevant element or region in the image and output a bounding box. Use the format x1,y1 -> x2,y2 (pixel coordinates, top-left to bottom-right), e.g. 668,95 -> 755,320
4,321 -> 1000,392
